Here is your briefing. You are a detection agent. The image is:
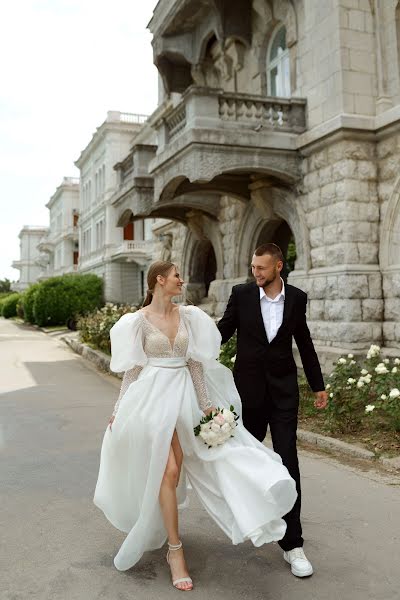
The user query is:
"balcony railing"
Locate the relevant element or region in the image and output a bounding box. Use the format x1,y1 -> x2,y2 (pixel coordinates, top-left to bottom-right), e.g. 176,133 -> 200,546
107,111 -> 148,125
158,86 -> 307,147
62,225 -> 79,239
112,240 -> 154,258
62,177 -> 80,186
122,240 -> 153,252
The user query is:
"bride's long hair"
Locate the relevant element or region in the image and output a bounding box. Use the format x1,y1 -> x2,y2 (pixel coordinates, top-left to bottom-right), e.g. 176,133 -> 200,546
142,261 -> 176,307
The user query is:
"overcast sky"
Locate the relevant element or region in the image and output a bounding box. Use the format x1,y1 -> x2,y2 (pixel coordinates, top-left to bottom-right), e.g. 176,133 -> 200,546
0,0 -> 158,281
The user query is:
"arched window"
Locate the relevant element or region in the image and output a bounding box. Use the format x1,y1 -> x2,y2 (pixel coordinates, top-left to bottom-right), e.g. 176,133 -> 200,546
267,25 -> 291,97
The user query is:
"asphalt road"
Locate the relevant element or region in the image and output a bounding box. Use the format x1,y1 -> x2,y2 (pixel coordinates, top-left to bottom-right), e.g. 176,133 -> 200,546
1,318 -> 399,600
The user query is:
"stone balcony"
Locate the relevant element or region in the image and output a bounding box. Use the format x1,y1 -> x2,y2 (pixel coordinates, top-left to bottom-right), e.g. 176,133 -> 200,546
11,260 -> 22,271
149,86 -> 307,208
37,236 -> 55,254
110,240 -> 154,266
111,145 -> 157,222
62,225 -> 79,241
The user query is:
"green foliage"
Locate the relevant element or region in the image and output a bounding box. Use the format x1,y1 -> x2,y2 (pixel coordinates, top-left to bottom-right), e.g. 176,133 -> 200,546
0,278 -> 12,293
1,293 -> 21,318
20,283 -> 41,323
301,345 -> 400,434
77,303 -> 136,354
32,274 -> 103,327
16,296 -> 24,318
219,334 -> 237,370
0,292 -> 13,315
286,237 -> 297,274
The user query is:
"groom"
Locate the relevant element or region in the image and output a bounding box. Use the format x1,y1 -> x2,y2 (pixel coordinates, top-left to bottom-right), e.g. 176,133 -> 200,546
217,243 -> 327,578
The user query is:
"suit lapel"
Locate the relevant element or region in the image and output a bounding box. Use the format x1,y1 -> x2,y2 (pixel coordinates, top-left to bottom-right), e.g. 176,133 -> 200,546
271,283 -> 295,343
250,283 -> 270,346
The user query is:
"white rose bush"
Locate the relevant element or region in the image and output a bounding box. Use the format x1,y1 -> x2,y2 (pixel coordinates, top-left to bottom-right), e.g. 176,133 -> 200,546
300,345 -> 400,438
77,303 -> 137,353
194,406 -> 239,448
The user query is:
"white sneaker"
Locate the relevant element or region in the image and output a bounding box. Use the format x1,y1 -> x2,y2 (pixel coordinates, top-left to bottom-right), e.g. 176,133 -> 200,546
283,547 -> 313,577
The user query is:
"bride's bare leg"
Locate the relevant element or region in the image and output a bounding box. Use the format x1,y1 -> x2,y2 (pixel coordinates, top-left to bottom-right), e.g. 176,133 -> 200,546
159,435 -> 192,591
171,429 -> 183,486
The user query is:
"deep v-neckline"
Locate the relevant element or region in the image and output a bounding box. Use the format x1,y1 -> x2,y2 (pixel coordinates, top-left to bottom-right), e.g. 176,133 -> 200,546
141,306 -> 182,352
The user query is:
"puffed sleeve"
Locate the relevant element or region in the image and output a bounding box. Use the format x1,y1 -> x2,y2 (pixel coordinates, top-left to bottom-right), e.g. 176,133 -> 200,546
109,312 -> 147,373
183,305 -> 221,369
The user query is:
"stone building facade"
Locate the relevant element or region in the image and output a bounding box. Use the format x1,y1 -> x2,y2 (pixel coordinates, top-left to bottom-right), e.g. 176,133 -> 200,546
12,226 -> 48,291
36,177 -> 80,280
107,0 -> 400,363
74,111 -> 156,304
11,0 -> 400,365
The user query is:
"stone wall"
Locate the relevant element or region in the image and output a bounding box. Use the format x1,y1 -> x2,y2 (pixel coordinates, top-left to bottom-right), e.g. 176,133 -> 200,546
290,136 -> 383,350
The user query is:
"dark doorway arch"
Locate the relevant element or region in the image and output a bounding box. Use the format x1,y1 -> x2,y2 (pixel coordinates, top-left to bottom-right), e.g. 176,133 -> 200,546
254,219 -> 296,281
188,239 -> 217,301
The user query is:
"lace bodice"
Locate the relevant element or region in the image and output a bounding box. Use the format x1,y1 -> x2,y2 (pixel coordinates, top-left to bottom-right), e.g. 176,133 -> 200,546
140,309 -> 188,358
112,307 -> 212,416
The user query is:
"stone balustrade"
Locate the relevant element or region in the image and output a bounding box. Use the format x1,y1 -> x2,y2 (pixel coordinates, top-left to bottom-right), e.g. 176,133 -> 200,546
158,86 -> 307,147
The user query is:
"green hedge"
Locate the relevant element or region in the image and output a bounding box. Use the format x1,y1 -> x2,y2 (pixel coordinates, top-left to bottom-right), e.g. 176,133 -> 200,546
0,293 -> 12,315
20,283 -> 41,323
1,293 -> 21,318
32,274 -> 103,326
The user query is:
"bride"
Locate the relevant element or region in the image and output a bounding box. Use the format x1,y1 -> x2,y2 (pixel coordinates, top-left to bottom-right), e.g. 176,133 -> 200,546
94,261 -> 297,591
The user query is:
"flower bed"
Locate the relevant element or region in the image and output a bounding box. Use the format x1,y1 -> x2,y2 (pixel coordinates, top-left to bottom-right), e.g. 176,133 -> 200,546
300,345 -> 400,456
77,303 -> 136,354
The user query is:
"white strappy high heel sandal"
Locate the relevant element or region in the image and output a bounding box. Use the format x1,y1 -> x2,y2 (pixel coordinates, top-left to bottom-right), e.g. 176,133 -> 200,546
166,541 -> 193,591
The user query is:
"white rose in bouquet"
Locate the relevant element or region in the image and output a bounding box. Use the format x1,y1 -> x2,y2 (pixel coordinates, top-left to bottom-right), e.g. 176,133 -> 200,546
221,422 -> 231,434
194,405 -> 239,448
222,408 -> 235,424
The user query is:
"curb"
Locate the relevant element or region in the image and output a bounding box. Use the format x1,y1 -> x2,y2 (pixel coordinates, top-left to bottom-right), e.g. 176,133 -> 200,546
297,429 -> 375,461
61,334 -> 122,379
60,334 -> 400,472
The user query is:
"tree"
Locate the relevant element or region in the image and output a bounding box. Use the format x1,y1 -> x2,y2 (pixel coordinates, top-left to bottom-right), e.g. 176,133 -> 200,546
0,278 -> 11,293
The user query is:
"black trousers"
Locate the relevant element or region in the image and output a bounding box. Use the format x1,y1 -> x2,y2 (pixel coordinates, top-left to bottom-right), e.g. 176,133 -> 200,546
241,397 -> 303,552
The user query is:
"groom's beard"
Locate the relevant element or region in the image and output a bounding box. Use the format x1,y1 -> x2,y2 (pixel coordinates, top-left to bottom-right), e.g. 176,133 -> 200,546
255,271 -> 278,289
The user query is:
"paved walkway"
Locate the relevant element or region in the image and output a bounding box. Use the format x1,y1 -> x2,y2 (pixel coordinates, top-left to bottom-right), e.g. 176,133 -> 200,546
1,318 -> 399,600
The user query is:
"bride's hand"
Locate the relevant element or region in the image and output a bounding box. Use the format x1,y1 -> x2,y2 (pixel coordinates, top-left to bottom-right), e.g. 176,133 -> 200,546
108,415 -> 115,431
204,407 -> 217,417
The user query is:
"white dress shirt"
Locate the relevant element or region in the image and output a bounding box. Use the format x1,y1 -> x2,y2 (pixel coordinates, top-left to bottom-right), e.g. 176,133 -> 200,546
259,278 -> 285,343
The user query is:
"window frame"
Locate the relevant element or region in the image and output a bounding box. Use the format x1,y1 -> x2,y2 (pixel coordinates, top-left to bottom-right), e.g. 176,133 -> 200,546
266,24 -> 291,98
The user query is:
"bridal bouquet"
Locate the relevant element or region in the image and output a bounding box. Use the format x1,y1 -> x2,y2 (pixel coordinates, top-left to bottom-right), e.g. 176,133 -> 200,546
194,405 -> 239,448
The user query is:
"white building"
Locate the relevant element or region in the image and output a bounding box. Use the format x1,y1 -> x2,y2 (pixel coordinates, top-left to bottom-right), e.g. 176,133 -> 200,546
12,226 -> 49,291
36,177 -> 80,280
74,110 -> 156,304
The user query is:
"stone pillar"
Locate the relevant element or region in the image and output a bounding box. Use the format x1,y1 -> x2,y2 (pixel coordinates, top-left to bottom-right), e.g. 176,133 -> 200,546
208,195 -> 247,316
378,133 -> 400,349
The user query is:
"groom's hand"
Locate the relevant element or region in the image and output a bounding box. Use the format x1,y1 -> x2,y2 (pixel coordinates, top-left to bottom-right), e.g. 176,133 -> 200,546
314,390 -> 328,409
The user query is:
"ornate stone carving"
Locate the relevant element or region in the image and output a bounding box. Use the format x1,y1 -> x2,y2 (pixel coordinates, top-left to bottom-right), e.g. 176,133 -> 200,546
160,233 -> 173,261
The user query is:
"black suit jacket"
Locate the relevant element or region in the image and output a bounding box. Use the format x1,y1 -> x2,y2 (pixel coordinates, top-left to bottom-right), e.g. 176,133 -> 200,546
217,282 -> 324,410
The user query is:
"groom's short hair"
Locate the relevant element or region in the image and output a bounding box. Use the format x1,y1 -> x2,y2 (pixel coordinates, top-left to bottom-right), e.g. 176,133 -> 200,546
254,243 -> 284,263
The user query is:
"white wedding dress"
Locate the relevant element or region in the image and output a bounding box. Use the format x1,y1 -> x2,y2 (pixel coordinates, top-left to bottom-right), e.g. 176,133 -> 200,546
94,305 -> 297,571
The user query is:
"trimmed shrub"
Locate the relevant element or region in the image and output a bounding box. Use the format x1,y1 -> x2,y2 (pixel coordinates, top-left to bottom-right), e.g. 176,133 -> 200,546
1,293 -> 21,318
33,274 -> 103,327
0,292 -> 13,315
16,296 -> 24,318
20,283 -> 41,323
